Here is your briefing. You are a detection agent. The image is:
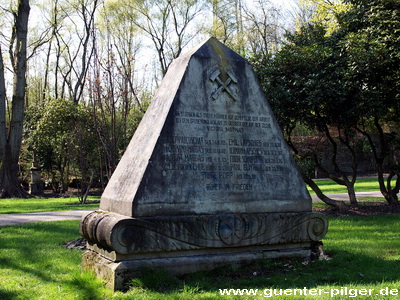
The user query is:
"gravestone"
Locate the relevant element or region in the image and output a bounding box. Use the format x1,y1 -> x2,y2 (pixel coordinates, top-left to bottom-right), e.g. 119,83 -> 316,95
80,37 -> 328,291
29,154 -> 43,195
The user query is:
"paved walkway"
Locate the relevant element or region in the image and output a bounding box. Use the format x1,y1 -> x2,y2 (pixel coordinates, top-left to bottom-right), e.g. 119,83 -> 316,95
0,191 -> 385,227
311,191 -> 383,201
0,209 -> 95,226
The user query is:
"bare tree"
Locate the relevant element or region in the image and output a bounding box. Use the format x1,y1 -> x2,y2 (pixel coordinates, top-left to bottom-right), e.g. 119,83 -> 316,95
124,0 -> 205,76
45,0 -> 99,103
88,2 -> 147,183
243,0 -> 284,56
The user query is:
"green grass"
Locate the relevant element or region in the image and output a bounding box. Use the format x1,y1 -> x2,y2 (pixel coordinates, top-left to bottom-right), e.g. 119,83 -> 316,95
1,215 -> 400,299
0,220 -> 110,299
0,197 -> 100,214
307,177 -> 392,195
0,178 -> 386,214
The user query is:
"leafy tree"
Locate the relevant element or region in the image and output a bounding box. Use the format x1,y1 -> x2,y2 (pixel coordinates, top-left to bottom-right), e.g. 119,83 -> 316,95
299,0 -> 352,34
25,98 -> 97,193
254,0 -> 400,206
252,24 -> 359,208
337,0 -> 400,204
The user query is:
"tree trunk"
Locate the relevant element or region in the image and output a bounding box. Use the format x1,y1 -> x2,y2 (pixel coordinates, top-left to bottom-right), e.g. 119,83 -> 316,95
361,123 -> 400,206
314,161 -> 358,205
81,171 -> 95,204
0,145 -> 28,198
303,174 -> 348,210
321,124 -> 358,205
0,0 -> 31,198
346,182 -> 357,206
0,48 -> 7,160
384,191 -> 399,205
380,171 -> 400,205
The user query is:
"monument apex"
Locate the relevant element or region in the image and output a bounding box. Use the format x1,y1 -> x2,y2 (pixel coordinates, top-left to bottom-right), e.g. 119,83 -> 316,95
100,37 -> 311,217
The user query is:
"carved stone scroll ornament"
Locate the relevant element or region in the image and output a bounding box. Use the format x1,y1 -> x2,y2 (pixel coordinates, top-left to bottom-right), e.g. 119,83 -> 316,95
80,211 -> 328,255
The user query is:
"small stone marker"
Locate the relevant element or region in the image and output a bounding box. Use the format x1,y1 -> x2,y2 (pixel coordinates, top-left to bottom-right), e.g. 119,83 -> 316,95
29,156 -> 43,195
80,37 -> 328,291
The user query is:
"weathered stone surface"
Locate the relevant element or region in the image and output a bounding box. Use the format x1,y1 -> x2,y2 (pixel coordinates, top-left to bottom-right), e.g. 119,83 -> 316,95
100,37 -> 310,218
80,211 -> 327,256
81,37 -> 328,291
29,162 -> 43,195
83,243 -> 312,291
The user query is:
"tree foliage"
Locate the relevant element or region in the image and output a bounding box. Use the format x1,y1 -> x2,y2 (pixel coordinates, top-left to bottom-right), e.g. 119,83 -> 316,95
14,0 -> 289,197
299,0 -> 352,34
3,0 -> 398,202
253,0 -> 400,205
338,0 -> 400,204
252,24 -> 359,208
25,98 -> 97,192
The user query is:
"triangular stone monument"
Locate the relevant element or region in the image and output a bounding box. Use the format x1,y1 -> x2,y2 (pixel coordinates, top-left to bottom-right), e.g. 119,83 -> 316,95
80,38 -> 328,291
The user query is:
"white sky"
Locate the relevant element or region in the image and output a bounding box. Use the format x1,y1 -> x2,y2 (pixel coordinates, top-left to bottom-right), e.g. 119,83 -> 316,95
3,0 -> 301,98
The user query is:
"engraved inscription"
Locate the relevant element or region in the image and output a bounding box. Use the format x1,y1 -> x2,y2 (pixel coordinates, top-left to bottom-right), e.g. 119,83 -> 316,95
162,110 -> 285,192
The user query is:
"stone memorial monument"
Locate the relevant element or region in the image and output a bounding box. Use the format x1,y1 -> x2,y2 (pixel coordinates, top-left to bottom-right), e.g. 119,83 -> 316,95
29,153 -> 43,195
80,37 -> 328,291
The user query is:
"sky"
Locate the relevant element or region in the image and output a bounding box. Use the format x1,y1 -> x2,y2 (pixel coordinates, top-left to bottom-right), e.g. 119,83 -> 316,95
2,0 -> 302,98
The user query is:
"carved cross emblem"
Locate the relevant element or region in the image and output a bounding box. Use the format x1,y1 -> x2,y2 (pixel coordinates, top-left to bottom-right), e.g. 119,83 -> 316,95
210,69 -> 239,102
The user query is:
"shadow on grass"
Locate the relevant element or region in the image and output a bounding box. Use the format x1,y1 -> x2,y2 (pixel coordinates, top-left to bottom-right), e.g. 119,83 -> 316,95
69,271 -> 108,300
1,217 -> 399,299
126,250 -> 400,295
0,221 -> 107,300
0,288 -> 19,300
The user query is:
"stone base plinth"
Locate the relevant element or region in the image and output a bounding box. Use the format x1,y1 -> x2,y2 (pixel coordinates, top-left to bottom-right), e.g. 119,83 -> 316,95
82,243 -> 311,291
80,211 -> 328,291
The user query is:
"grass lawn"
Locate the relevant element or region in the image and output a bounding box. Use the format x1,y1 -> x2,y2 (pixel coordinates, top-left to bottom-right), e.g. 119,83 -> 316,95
0,177 -> 387,214
307,177 -> 392,195
1,215 -> 399,299
0,197 -> 100,214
